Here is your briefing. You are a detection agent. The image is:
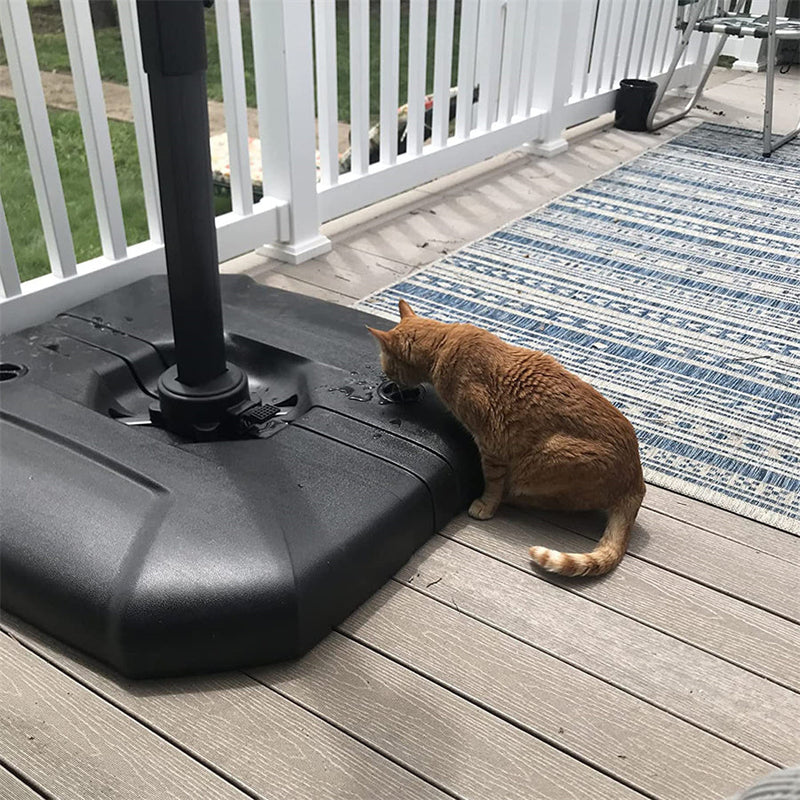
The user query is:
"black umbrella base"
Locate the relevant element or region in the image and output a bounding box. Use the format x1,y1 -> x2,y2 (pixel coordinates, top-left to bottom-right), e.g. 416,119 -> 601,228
0,275 -> 481,677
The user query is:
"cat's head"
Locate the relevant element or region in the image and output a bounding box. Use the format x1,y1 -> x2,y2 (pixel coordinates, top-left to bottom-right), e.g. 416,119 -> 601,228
367,300 -> 434,387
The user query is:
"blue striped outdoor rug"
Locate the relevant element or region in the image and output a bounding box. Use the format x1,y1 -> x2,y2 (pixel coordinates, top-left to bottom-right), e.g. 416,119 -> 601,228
357,123 -> 800,534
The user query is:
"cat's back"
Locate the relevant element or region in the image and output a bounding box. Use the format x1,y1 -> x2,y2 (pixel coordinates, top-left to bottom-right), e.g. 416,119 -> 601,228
441,324 -> 588,400
439,324 -> 635,435
504,345 -> 637,437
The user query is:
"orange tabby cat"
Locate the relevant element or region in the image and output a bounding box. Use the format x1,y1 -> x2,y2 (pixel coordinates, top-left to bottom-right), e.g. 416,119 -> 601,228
368,299 -> 645,577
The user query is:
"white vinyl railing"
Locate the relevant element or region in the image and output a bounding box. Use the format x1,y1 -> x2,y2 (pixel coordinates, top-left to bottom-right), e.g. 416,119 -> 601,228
0,0 -> 706,335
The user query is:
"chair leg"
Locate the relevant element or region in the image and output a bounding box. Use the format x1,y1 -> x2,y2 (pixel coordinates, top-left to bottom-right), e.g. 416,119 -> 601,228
763,115 -> 800,157
763,0 -> 779,156
646,0 -> 707,131
647,32 -> 728,132
647,0 -> 745,132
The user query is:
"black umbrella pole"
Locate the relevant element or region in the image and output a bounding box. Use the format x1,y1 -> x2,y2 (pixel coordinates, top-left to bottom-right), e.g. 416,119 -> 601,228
137,0 -> 226,386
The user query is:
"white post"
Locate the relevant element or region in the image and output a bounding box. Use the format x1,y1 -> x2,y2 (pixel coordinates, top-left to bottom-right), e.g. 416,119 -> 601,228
732,0 -> 789,72
523,0 -> 577,156
251,0 -> 330,264
0,0 -> 77,278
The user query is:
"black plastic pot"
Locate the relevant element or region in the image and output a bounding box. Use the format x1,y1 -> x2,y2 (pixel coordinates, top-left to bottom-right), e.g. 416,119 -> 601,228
614,79 -> 658,132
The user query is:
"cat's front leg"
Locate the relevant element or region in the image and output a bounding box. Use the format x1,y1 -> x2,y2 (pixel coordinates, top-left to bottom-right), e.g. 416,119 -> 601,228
468,453 -> 507,520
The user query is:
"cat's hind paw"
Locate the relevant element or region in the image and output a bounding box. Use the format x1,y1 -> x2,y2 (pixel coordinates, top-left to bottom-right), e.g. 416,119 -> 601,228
468,498 -> 496,520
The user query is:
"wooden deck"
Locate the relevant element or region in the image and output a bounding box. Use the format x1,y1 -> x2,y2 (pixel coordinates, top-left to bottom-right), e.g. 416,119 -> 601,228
3,69 -> 799,800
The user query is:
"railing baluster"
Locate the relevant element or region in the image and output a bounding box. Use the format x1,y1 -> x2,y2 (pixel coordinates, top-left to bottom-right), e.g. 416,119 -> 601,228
497,0 -> 526,125
654,0 -> 674,75
634,0 -> 654,78
313,0 -> 340,187
117,0 -> 162,244
645,0 -> 667,77
432,0 -> 455,147
454,0 -> 479,139
0,0 -> 76,278
516,0 -> 539,118
215,0 -> 254,212
571,0 -> 596,100
0,194 -> 22,299
406,0 -> 429,156
349,1 -> 370,175
621,0 -> 642,79
475,0 -> 501,132
61,0 -> 127,261
604,0 -> 628,93
379,0 -> 401,165
589,0 -> 612,96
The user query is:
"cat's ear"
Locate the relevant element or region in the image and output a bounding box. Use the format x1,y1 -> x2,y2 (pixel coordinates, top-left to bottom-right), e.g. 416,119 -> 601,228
398,299 -> 416,320
366,326 -> 392,349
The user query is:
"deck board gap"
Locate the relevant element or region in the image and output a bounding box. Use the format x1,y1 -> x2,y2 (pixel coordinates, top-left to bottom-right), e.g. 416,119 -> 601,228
243,672 -> 467,800
433,531 -> 800,691
391,575 -> 787,769
336,626 -> 658,800
0,629 -> 266,800
430,534 -> 800,694
639,505 -> 800,566
0,758 -> 53,800
441,521 -> 800,625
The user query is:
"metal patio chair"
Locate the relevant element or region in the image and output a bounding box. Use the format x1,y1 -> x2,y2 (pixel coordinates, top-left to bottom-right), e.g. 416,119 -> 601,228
647,0 -> 800,156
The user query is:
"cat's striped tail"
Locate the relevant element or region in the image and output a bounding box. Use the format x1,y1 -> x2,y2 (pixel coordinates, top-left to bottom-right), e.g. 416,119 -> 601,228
528,492 -> 644,577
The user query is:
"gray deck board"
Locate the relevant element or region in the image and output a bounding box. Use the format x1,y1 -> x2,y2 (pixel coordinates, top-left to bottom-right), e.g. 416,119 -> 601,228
239,246 -> 411,303
395,535 -> 800,766
1,617 -> 451,800
340,582 -> 772,800
641,485 -> 800,565
256,271 -> 354,306
5,69 -> 799,800
0,766 -> 45,800
452,507 -> 800,690
282,246 -> 412,298
250,632 -> 647,800
0,632 -> 247,800
530,506 -> 799,620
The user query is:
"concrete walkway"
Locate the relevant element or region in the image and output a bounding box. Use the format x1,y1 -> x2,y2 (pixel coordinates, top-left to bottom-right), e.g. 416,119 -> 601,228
0,65 -> 351,151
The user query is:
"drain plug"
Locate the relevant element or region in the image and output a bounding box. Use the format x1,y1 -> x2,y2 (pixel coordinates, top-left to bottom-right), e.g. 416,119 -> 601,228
377,380 -> 424,404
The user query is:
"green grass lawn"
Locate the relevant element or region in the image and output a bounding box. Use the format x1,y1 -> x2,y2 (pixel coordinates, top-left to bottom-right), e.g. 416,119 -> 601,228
0,97 -> 146,281
0,1 -> 244,104
0,1 -> 458,120
334,1 -> 460,122
0,97 -> 234,282
0,1 -> 455,283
